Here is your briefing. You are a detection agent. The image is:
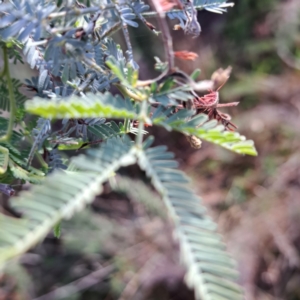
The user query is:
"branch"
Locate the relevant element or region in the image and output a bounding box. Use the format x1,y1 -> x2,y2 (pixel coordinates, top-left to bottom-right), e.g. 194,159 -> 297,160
136,0 -> 175,87
151,0 -> 174,70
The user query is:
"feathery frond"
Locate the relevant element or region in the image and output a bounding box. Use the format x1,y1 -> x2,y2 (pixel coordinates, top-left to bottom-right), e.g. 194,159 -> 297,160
136,139 -> 244,300
88,121 -> 125,140
8,159 -> 44,183
0,0 -> 56,42
0,118 -> 43,184
0,137 -> 136,266
0,1 -> 249,298
152,108 -> 257,156
0,78 -> 27,112
25,93 -> 138,120
48,148 -> 67,172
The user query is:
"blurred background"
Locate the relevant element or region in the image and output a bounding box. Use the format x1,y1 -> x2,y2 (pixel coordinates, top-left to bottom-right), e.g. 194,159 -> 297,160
2,0 -> 300,299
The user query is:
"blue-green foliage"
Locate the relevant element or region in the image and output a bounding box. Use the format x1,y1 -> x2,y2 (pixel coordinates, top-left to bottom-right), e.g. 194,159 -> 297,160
0,1 -> 250,300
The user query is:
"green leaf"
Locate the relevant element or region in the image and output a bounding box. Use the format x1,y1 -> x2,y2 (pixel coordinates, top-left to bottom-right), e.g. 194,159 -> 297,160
126,63 -> 138,87
142,136 -> 154,149
136,145 -> 244,300
191,69 -> 201,80
25,92 -> 138,120
153,109 -> 258,156
88,121 -> 122,139
151,87 -> 194,105
150,82 -> 157,93
57,139 -> 84,150
53,222 -> 61,238
8,159 -> 44,183
106,56 -> 127,84
0,78 -> 27,112
0,137 -> 136,265
61,63 -> 70,84
160,77 -> 175,92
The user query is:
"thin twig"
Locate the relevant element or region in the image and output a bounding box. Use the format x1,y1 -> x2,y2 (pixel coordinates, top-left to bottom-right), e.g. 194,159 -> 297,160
121,23 -> 135,64
136,0 -> 175,87
151,0 -> 174,71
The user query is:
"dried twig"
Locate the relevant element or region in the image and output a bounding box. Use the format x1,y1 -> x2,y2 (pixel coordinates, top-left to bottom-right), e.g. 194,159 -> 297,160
150,0 -> 174,70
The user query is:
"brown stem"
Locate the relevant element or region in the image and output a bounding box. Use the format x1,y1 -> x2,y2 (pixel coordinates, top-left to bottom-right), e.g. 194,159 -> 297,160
136,0 -> 175,87
151,0 -> 174,71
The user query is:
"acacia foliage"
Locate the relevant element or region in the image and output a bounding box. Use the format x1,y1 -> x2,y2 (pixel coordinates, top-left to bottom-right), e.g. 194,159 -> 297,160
0,0 -> 253,299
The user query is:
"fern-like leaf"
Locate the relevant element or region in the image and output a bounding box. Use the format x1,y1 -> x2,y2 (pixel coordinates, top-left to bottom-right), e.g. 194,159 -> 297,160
0,78 -> 27,112
88,121 -> 124,140
153,108 -> 257,156
8,159 -> 44,183
25,93 -> 138,120
136,140 -> 244,300
0,118 -> 42,182
0,137 -> 136,265
48,149 -> 67,172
